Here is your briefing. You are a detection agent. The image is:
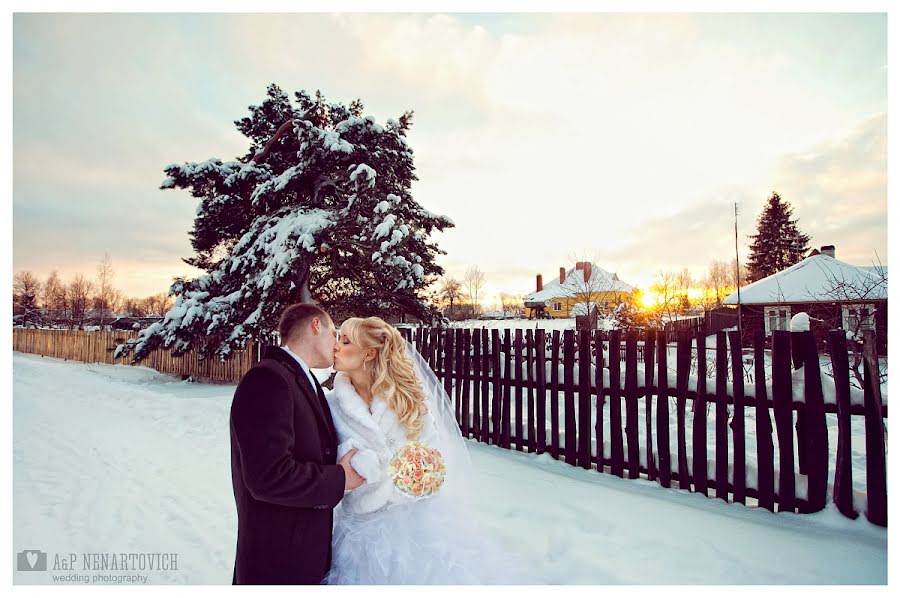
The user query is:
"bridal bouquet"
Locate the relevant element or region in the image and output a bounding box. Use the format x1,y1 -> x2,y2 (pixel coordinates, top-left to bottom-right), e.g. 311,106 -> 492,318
388,441 -> 446,499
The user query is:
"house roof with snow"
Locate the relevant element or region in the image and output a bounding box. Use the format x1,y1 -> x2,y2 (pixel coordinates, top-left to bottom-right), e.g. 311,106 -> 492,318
723,253 -> 887,306
523,263 -> 634,304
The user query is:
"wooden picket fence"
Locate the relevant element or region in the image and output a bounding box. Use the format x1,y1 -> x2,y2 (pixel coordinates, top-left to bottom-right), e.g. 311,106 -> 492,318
12,328 -> 256,384
401,326 -> 888,526
12,325 -> 887,526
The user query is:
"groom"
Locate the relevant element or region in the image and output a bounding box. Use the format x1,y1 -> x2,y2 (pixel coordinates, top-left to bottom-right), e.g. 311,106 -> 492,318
230,303 -> 365,584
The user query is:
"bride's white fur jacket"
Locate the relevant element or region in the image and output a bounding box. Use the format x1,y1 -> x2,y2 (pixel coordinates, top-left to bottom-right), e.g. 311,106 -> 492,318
325,371 -> 438,514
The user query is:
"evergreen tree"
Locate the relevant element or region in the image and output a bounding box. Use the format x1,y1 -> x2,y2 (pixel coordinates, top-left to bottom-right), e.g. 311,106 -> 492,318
116,85 -> 453,362
609,296 -> 654,332
745,192 -> 811,282
13,271 -> 43,327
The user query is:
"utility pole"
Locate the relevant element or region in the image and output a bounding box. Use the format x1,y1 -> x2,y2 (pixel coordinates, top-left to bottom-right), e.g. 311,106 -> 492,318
734,202 -> 743,344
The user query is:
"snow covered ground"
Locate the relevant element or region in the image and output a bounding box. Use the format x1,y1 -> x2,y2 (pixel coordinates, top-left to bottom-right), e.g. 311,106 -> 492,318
13,352 -> 886,585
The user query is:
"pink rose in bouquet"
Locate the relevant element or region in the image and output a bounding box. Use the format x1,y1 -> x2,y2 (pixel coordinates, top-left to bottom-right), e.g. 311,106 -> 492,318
388,441 -> 446,499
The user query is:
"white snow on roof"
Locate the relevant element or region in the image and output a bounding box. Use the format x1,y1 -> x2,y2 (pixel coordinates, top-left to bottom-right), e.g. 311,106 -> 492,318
723,254 -> 887,305
523,264 -> 634,303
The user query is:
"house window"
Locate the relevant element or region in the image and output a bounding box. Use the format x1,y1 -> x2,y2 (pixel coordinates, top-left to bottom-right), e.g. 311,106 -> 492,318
764,306 -> 791,333
553,301 -> 562,312
843,304 -> 875,333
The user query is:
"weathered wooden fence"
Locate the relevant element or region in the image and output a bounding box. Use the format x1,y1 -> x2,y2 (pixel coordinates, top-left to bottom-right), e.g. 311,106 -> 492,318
401,326 -> 888,526
12,328 -> 255,384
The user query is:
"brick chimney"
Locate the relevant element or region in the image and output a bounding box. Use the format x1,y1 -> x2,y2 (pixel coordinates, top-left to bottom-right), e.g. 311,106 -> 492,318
575,262 -> 584,271
583,262 -> 592,283
559,267 -> 566,284
820,245 -> 835,258
536,274 -> 543,292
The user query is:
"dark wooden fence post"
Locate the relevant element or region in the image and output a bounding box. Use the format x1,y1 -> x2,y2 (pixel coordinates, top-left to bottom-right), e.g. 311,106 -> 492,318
595,330 -> 606,472
577,329 -> 592,469
693,328 -> 708,496
771,330 -> 796,513
754,329 -> 775,512
454,328 -> 465,426
675,331 -> 691,490
827,330 -> 857,519
428,327 -> 440,372
424,326 -> 433,368
501,329 -> 512,449
656,331 -> 671,488
563,330 -> 577,466
481,328 -> 491,446
792,331 -> 809,476
550,330 -> 561,459
728,329 -> 746,505
443,327 -> 455,414
608,330 -> 624,477
535,329 -> 547,454
862,330 -> 887,527
624,331 -> 640,479
472,328 -> 482,441
460,328 -> 471,438
526,329 -> 536,453
715,331 -> 729,501
798,329 -> 828,513
644,329 -> 657,482
491,329 -> 502,447
416,327 -> 425,356
514,329 -> 524,451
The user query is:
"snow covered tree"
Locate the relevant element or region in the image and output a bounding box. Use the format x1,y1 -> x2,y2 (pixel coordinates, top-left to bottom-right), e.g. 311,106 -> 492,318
116,85 -> 453,362
746,192 -> 811,282
608,296 -> 653,332
13,271 -> 43,327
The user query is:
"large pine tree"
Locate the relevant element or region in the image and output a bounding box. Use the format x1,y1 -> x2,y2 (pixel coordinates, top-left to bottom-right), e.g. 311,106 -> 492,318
745,192 -> 811,282
116,84 -> 453,362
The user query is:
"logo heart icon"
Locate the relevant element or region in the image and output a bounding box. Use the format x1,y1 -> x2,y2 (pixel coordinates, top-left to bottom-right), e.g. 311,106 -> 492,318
26,552 -> 38,568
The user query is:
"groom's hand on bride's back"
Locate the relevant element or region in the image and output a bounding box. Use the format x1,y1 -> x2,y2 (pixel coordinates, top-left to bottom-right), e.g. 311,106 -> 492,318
339,448 -> 366,490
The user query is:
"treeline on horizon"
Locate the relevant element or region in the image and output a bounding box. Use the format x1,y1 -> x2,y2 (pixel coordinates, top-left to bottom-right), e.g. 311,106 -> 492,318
12,252 -> 174,329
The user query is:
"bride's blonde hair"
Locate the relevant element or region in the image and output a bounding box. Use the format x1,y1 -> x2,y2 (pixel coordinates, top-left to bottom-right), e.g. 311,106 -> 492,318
340,317 -> 427,439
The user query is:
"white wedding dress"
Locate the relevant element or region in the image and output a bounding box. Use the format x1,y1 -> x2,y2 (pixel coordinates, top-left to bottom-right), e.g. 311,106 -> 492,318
322,359 -> 530,585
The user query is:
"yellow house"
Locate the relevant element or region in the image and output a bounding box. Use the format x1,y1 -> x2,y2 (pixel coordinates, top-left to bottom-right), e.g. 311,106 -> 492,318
523,262 -> 634,319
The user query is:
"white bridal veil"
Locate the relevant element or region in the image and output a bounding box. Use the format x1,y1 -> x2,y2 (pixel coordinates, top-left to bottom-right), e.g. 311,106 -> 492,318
404,341 -> 476,504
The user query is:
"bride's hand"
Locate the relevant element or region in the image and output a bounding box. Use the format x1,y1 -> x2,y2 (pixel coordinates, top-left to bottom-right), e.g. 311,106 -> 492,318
339,448 -> 366,490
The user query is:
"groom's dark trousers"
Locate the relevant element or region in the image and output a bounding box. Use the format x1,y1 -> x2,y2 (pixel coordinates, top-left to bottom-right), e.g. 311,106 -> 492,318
230,346 -> 344,584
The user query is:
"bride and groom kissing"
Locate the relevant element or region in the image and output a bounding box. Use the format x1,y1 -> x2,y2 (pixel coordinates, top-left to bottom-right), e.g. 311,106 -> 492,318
230,303 -> 525,585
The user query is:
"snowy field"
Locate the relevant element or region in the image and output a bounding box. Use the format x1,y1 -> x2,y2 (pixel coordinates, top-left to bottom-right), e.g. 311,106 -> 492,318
12,352 -> 887,585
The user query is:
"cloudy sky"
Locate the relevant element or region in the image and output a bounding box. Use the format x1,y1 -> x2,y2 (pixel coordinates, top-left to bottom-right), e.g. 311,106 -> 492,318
12,12 -> 887,305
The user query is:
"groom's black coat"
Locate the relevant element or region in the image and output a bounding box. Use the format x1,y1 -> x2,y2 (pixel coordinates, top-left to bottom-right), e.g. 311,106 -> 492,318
230,346 -> 345,585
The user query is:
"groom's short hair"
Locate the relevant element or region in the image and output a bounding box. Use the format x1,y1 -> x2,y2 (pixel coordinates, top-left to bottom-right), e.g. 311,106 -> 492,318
278,303 -> 332,344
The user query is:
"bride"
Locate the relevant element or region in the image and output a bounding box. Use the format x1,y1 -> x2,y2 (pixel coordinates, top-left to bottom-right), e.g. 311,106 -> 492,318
322,316 -> 529,585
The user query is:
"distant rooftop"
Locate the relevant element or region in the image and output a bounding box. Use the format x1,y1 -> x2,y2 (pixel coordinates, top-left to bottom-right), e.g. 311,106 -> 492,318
724,253 -> 887,305
524,262 -> 634,303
